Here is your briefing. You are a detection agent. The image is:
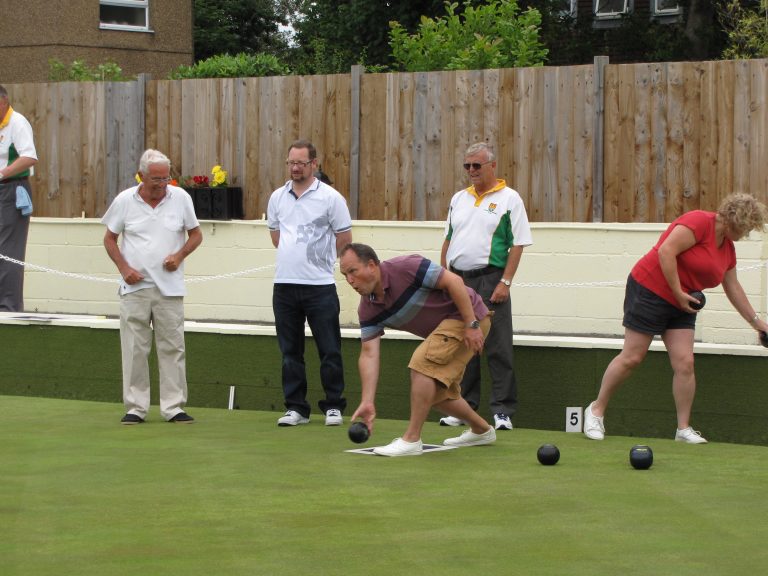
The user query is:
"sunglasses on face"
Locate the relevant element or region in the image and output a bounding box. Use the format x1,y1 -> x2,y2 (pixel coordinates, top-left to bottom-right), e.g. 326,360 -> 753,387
463,160 -> 492,171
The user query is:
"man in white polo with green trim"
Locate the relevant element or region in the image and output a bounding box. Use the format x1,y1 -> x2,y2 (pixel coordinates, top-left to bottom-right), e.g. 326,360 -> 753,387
440,142 -> 532,431
0,84 -> 38,312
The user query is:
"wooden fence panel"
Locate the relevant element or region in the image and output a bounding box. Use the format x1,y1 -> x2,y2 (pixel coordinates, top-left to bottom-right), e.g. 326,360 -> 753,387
6,58 -> 768,223
572,65 -> 595,222
359,73 -> 389,219
750,60 -> 768,200
681,62 -> 701,215
81,82 -> 107,217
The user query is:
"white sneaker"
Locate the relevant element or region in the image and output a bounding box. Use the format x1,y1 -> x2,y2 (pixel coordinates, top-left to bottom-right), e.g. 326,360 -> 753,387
325,409 -> 343,426
373,438 -> 423,457
493,413 -> 513,430
443,426 -> 496,447
277,410 -> 310,426
439,416 -> 466,427
584,401 -> 605,440
675,427 -> 708,444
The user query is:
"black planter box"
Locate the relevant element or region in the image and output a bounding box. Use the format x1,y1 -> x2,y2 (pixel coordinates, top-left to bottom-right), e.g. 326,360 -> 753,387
185,187 -> 244,220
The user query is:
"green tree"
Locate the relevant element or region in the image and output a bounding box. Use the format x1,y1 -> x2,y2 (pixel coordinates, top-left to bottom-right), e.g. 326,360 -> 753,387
290,0 -> 448,74
389,0 -> 548,71
193,0 -> 289,61
717,0 -> 768,59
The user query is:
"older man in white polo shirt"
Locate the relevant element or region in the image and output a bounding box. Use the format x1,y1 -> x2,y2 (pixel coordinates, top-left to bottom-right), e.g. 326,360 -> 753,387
102,149 -> 203,425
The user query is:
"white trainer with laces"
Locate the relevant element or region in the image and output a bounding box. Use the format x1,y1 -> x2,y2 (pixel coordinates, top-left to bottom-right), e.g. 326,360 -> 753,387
675,427 -> 708,444
277,410 -> 310,426
583,401 -> 605,440
443,426 -> 496,447
373,438 -> 424,457
439,416 -> 466,427
325,409 -> 343,426
493,413 -> 513,430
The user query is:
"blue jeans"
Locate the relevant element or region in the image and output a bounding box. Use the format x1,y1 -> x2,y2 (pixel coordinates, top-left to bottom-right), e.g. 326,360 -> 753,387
273,283 -> 346,417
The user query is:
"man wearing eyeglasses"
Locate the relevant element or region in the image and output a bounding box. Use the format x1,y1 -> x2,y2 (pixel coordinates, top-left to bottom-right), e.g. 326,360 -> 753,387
102,149 -> 202,425
440,142 -> 532,431
267,139 -> 352,427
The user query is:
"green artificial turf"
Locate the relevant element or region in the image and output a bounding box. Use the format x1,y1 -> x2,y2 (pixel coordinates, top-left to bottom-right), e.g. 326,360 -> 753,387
2,395 -> 768,576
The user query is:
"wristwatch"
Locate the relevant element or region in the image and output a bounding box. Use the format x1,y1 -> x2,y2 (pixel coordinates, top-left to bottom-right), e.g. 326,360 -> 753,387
500,278 -> 511,286
467,319 -> 480,329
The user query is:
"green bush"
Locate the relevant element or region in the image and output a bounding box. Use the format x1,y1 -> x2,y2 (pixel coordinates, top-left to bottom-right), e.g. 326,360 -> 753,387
718,0 -> 768,59
389,0 -> 548,72
48,59 -> 134,82
168,52 -> 289,79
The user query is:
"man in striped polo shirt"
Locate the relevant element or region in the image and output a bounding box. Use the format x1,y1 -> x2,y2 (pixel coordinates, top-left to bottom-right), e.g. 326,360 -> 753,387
340,243 -> 496,457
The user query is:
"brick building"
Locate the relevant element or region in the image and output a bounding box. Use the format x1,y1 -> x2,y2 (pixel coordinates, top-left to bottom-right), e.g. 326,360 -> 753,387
0,0 -> 193,83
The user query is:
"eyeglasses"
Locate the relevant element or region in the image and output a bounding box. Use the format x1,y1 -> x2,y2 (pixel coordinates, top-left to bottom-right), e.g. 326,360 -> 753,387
149,177 -> 171,183
286,160 -> 313,167
463,161 -> 492,171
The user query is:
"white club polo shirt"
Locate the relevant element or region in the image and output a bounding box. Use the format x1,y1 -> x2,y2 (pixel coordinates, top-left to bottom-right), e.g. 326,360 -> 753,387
0,111 -> 38,172
444,179 -> 533,271
102,185 -> 199,296
267,179 -> 352,285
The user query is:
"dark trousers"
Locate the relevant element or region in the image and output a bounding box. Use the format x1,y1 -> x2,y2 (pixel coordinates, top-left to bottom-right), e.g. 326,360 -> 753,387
0,181 -> 30,312
273,283 -> 346,417
459,268 -> 518,417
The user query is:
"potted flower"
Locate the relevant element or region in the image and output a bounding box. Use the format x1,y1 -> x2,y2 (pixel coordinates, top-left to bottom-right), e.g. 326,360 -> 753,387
182,164 -> 243,220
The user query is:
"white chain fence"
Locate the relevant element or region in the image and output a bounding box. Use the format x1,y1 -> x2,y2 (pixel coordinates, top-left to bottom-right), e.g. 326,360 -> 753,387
2,251 -> 767,289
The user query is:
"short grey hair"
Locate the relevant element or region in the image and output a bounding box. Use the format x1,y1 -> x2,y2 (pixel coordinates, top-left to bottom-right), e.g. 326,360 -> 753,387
139,149 -> 171,173
465,142 -> 495,162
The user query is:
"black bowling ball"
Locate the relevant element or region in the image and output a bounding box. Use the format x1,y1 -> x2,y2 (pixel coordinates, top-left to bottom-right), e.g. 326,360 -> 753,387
629,445 -> 653,470
537,444 -> 560,465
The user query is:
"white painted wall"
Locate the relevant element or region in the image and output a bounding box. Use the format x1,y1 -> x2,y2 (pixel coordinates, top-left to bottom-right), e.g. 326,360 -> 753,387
20,218 -> 768,345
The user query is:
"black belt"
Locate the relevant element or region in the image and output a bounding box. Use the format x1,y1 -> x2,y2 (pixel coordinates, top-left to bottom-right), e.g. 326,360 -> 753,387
450,265 -> 502,279
0,176 -> 29,185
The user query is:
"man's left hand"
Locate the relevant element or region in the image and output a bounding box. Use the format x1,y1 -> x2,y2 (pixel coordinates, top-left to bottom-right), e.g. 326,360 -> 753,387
163,253 -> 182,271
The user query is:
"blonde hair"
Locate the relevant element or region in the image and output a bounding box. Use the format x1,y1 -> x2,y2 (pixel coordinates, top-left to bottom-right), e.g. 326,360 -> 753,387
718,193 -> 767,239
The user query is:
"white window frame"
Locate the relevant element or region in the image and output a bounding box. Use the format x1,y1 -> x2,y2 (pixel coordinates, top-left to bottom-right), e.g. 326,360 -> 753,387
99,0 -> 150,32
565,0 -> 578,18
652,0 -> 682,17
594,0 -> 630,20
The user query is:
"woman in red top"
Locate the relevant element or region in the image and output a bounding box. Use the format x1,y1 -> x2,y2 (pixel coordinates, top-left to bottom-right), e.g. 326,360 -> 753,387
584,193 -> 768,443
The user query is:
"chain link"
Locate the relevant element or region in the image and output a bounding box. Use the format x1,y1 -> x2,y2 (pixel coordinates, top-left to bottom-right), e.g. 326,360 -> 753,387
2,251 -> 768,289
0,252 -> 274,284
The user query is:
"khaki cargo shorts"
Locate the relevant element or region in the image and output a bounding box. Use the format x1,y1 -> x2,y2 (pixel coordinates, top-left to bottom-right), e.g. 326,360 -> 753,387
408,315 -> 492,403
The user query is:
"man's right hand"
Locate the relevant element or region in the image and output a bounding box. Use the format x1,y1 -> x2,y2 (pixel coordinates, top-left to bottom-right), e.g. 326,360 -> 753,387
351,401 -> 376,432
463,326 -> 484,355
121,266 -> 145,285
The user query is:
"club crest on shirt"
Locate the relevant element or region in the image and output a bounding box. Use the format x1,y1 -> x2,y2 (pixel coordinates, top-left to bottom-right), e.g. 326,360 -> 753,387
485,203 -> 498,215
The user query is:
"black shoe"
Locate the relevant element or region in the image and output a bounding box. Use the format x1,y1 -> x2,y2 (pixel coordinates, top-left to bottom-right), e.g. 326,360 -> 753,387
121,413 -> 145,425
169,412 -> 195,423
